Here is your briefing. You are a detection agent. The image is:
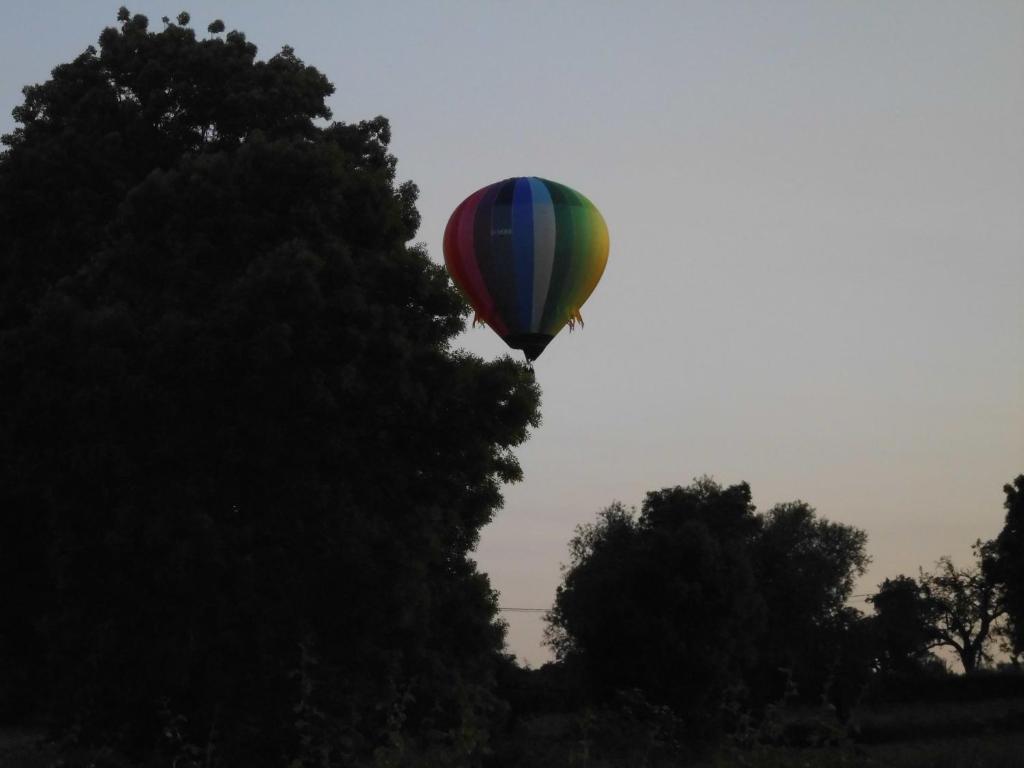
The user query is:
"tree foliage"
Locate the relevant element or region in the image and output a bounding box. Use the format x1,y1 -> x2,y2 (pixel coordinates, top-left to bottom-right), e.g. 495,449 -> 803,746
919,543 -> 1005,674
991,475 -> 1024,658
0,10 -> 539,766
750,501 -> 870,705
545,482 -> 764,734
868,575 -> 938,673
546,480 -> 872,726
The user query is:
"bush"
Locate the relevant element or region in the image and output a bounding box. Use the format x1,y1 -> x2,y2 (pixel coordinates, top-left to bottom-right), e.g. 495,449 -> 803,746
863,667 -> 1024,705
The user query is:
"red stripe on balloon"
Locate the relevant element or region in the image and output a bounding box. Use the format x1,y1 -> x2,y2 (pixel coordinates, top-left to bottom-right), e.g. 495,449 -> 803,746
455,187 -> 507,336
443,197 -> 471,294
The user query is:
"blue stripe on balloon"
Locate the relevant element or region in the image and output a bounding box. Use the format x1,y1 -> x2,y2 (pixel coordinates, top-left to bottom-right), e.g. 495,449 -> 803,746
487,180 -> 518,332
512,178 -> 535,333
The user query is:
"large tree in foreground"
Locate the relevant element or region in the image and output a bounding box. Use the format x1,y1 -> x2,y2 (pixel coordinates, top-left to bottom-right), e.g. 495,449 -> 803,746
0,10 -> 539,766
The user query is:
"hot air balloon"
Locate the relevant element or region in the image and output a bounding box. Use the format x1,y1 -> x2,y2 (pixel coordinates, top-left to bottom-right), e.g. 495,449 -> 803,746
443,177 -> 609,361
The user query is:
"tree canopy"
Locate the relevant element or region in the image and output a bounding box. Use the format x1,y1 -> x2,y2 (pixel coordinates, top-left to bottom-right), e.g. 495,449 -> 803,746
992,475 -> 1024,658
0,10 -> 539,766
545,483 -> 764,733
546,479 -> 872,727
919,543 -> 1006,673
750,500 -> 870,705
868,575 -> 938,673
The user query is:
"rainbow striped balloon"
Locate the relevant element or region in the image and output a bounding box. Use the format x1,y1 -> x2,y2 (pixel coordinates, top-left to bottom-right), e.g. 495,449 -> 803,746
443,177 -> 609,361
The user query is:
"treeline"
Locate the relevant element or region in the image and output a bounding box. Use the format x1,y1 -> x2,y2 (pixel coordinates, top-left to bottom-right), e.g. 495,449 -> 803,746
492,476 -> 1023,754
0,10 -> 1021,768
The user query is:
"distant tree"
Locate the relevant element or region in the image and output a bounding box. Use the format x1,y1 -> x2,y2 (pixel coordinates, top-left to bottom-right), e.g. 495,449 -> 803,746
546,482 -> 765,733
827,607 -> 876,722
868,575 -> 938,673
0,10 -> 539,766
546,482 -> 872,726
641,477 -> 762,543
749,501 -> 870,705
919,543 -> 1005,673
990,475 -> 1024,660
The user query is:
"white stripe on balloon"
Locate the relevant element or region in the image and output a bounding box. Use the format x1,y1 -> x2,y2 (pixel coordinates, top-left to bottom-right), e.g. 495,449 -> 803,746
528,178 -> 556,333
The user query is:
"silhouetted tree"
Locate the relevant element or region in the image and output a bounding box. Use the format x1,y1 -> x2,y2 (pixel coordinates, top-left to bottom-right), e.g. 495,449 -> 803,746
868,575 -> 937,673
545,482 -> 765,734
546,482 -> 872,727
919,543 -> 1005,673
749,501 -> 870,706
991,475 -> 1024,660
0,10 -> 539,766
641,477 -> 762,543
827,607 -> 876,722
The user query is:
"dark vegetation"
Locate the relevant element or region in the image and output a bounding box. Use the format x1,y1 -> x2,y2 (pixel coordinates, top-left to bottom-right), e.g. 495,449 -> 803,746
0,11 -> 1021,767
0,10 -> 539,766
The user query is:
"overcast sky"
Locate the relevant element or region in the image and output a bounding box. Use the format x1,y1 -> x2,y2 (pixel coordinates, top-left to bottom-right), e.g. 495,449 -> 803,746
4,1 -> 1022,666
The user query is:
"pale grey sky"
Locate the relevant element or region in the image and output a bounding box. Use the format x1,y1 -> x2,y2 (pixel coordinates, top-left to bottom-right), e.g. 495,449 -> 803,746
4,1 -> 1022,666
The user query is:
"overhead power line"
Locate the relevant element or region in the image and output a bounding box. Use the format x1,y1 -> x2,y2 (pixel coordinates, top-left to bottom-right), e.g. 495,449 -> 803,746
499,607 -> 548,613
499,593 -> 876,614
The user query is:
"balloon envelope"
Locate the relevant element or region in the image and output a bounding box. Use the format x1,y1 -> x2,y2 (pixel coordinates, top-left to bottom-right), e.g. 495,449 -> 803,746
443,177 -> 609,361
